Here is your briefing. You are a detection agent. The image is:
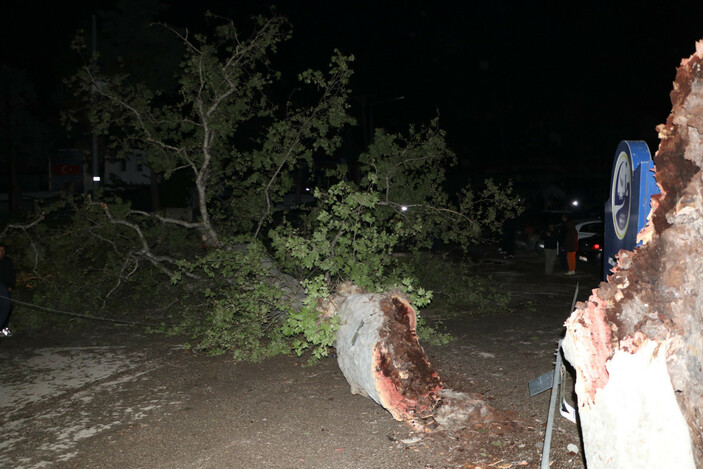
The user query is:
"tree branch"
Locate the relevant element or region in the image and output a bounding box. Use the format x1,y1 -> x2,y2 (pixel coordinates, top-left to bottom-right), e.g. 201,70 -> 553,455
94,201 -> 201,281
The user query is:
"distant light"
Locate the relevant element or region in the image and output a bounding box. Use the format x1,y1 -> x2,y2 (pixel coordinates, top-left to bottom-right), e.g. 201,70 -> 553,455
400,205 -> 408,212
305,187 -> 311,192
93,176 -> 101,182
571,200 -> 579,207
593,243 -> 601,250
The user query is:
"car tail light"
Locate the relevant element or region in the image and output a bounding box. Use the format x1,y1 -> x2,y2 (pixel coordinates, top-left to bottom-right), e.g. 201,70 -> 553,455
592,243 -> 601,250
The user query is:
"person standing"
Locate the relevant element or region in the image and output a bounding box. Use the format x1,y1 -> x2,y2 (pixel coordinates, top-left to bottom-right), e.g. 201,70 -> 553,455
0,243 -> 16,336
562,216 -> 578,276
543,224 -> 558,275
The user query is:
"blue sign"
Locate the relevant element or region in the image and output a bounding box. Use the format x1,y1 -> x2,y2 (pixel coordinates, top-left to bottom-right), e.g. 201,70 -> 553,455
603,141 -> 659,280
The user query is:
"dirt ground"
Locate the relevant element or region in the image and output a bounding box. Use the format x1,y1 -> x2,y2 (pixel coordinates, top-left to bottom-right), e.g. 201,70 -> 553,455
0,247 -> 601,469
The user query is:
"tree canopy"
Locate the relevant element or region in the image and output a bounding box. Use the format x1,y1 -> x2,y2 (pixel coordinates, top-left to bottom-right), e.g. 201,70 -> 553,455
6,11 -> 521,361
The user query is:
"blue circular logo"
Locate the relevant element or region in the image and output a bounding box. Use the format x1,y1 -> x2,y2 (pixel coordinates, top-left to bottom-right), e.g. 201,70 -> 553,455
612,151 -> 631,239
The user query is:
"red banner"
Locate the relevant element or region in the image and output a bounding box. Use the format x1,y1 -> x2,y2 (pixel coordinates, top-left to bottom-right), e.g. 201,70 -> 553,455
52,163 -> 82,175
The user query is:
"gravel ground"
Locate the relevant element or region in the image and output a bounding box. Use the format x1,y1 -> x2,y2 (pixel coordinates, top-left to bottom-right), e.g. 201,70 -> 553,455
0,248 -> 600,468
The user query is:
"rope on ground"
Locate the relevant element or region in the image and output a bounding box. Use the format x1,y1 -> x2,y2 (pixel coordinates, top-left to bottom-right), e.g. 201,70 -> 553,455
0,294 -> 161,328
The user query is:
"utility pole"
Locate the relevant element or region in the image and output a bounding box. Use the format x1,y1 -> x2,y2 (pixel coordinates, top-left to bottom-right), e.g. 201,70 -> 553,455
91,14 -> 101,187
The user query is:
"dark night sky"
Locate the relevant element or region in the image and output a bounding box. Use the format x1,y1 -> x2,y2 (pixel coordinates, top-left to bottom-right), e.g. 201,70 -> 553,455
4,1 -> 703,205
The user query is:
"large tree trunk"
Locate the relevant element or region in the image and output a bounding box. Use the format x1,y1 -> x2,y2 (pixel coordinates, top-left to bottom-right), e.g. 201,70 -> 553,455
562,42 -> 703,468
334,290 -> 443,422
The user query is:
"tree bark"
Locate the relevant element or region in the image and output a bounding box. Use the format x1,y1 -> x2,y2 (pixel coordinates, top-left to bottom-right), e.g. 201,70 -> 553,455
334,290 -> 442,421
562,41 -> 703,468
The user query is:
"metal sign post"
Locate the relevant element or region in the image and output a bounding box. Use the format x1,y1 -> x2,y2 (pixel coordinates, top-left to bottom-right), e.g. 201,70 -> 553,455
528,283 -> 580,469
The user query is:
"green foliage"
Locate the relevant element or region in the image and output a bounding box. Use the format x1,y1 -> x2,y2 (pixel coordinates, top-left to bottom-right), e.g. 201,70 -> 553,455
415,313 -> 453,346
405,251 -> 511,315
270,181 -> 399,291
397,277 -> 433,310
65,14 -> 355,245
395,277 -> 452,346
17,11 -> 527,363
1,195 -> 195,331
273,275 -> 336,363
172,240 -> 293,361
360,122 -> 523,251
281,306 -> 340,363
268,120 -> 520,350
270,120 -> 522,293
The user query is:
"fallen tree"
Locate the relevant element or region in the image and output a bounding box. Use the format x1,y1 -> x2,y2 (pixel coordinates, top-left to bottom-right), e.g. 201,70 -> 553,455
563,41 -> 703,468
3,10 -> 522,419
334,288 -> 442,421
55,11 -> 522,359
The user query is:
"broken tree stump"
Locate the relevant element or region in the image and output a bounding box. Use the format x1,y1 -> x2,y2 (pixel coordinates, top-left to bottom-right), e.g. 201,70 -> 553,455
334,291 -> 442,421
562,41 -> 703,468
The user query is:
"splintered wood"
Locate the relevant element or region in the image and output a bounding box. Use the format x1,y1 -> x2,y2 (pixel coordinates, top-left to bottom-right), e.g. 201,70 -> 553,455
563,41 -> 703,468
335,292 -> 442,422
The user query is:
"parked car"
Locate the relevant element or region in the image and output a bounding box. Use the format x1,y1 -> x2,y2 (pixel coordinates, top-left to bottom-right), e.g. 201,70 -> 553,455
535,218 -> 603,254
578,232 -> 604,265
573,219 -> 603,241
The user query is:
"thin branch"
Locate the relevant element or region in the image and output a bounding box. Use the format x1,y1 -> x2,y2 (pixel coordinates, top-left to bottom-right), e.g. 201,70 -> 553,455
86,69 -> 182,153
1,212 -> 47,276
253,69 -> 350,238
94,201 -> 201,281
128,209 -> 203,229
102,253 -> 140,308
159,25 -> 201,55
254,133 -> 302,239
376,200 -> 478,226
0,212 -> 46,238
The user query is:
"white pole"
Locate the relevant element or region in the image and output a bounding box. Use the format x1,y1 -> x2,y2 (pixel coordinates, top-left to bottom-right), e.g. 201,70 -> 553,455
91,14 -> 100,185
